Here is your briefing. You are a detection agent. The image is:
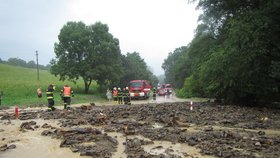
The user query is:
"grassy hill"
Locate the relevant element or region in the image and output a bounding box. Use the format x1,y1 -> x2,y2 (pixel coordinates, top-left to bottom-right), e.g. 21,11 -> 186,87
0,63 -> 104,107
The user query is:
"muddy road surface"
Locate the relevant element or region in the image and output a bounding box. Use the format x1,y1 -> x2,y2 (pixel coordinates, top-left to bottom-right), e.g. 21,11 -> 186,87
1,96 -> 280,158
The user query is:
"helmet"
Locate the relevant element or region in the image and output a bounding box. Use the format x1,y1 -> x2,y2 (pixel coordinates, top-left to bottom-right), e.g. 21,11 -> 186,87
126,87 -> 129,90
118,87 -> 121,90
113,87 -> 116,90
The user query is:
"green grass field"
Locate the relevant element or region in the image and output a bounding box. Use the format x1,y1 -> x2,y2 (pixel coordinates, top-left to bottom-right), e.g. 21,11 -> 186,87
0,63 -> 106,107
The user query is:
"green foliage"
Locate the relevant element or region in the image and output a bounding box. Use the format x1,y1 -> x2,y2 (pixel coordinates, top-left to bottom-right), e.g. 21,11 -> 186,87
166,0 -> 280,104
162,47 -> 188,88
120,52 -> 158,87
51,21 -> 123,93
1,57 -> 49,70
0,63 -> 101,106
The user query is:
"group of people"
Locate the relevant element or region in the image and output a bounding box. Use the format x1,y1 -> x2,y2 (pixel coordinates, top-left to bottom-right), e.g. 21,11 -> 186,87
37,84 -> 74,111
107,87 -> 131,105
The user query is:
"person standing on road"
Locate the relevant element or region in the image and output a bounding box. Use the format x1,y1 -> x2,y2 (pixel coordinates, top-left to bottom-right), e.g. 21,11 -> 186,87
124,87 -> 131,105
61,84 -> 74,110
46,84 -> 55,111
152,87 -> 156,101
106,89 -> 112,102
117,87 -> 123,104
112,87 -> 118,104
37,87 -> 42,105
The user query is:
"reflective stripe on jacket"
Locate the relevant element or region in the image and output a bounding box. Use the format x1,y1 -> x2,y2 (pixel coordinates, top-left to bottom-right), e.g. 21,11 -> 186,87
46,88 -> 54,99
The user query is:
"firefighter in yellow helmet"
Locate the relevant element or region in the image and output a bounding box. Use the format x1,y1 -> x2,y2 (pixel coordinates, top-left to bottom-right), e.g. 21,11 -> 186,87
46,84 -> 55,111
117,87 -> 123,104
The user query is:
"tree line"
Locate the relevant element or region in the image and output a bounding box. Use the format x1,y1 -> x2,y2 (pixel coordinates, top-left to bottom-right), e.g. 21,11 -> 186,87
163,0 -> 280,105
0,57 -> 51,70
50,21 -> 158,93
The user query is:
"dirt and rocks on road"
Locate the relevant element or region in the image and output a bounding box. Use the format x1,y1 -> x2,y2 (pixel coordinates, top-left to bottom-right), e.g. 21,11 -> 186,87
1,101 -> 280,158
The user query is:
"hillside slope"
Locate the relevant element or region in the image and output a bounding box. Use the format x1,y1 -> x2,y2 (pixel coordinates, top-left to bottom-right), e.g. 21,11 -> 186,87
0,63 -> 100,106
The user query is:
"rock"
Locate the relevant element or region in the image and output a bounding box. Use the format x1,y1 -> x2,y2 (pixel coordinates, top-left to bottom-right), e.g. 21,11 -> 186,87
255,142 -> 261,146
41,123 -> 51,128
20,122 -> 34,131
7,144 -> 16,149
0,144 -> 7,151
204,126 -> 213,132
41,130 -> 53,136
188,138 -> 198,146
70,146 -> 79,152
258,131 -> 265,135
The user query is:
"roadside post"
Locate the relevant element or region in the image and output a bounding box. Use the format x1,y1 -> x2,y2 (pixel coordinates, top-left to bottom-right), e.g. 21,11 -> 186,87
15,106 -> 19,118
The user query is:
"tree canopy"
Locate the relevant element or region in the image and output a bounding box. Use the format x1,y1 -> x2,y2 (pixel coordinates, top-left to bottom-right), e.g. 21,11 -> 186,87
163,0 -> 280,104
51,21 -> 123,93
51,21 -> 157,93
120,52 -> 158,87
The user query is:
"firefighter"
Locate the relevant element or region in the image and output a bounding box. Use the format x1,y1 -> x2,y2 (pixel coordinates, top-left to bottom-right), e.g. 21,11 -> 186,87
46,84 -> 55,111
124,87 -> 131,105
122,87 -> 126,104
112,87 -> 118,103
61,84 -> 74,109
117,87 -> 123,104
152,87 -> 156,101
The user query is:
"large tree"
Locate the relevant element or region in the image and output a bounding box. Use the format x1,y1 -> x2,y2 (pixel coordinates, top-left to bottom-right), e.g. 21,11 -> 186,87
120,52 -> 158,87
51,21 -> 123,93
165,0 -> 280,104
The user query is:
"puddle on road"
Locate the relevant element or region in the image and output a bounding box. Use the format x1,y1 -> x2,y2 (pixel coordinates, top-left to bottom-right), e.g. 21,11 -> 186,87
106,131 -> 213,158
0,119 -> 217,158
1,116 -> 279,158
211,125 -> 280,136
0,119 -> 90,158
143,140 -> 213,158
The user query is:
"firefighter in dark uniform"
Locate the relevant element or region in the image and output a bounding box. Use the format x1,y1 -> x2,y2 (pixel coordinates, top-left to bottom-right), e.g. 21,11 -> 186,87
124,87 -> 131,105
117,87 -> 123,104
46,84 -> 55,111
122,87 -> 126,104
60,84 -> 74,109
152,87 -> 156,101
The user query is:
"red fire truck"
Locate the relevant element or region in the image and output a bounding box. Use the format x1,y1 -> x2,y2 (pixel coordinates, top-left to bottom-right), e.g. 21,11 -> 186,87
129,80 -> 152,99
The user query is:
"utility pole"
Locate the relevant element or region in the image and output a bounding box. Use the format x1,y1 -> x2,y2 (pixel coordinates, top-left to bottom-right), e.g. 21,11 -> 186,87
35,50 -> 39,80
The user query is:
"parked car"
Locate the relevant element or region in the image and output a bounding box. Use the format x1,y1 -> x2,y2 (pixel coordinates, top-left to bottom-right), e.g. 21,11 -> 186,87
157,84 -> 173,96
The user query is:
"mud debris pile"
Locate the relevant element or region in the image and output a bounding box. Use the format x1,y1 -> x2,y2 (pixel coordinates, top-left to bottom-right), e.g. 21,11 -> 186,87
1,102 -> 280,158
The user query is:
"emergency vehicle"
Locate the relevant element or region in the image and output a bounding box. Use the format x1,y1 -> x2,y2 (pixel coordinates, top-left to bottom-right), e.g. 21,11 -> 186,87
129,80 -> 152,99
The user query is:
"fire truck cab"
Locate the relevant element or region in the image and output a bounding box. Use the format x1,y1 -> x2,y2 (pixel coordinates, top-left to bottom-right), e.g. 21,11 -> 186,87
129,80 -> 152,99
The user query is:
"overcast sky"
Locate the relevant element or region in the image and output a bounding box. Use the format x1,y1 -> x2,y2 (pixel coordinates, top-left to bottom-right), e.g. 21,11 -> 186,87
0,0 -> 200,75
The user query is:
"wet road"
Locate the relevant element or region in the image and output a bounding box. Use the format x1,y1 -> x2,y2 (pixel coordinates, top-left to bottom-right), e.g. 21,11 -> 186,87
0,95 -> 201,158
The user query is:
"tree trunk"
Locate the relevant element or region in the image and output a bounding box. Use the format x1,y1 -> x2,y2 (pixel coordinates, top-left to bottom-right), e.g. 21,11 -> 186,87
83,78 -> 92,94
